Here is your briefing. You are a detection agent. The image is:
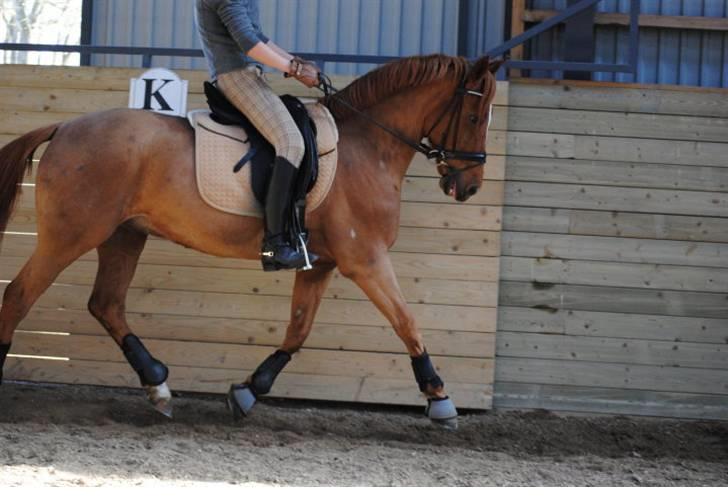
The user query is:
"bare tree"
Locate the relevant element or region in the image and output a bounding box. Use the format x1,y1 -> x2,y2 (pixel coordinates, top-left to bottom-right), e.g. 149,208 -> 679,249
1,0 -> 78,64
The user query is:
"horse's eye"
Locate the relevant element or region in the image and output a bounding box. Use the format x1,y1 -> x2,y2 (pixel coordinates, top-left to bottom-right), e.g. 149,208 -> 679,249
468,114 -> 479,125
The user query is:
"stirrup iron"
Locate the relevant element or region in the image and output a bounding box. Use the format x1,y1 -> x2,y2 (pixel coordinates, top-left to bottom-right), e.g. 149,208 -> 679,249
297,233 -> 313,271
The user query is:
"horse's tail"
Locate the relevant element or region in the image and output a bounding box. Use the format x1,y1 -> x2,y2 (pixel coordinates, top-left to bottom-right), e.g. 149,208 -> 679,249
0,123 -> 61,245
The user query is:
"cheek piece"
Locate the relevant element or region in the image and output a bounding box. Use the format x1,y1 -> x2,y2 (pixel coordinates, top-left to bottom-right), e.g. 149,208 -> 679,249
0,342 -> 11,383
121,334 -> 169,387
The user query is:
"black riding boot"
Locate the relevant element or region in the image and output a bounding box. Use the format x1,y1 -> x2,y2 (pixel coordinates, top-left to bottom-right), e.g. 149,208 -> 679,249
261,157 -> 315,271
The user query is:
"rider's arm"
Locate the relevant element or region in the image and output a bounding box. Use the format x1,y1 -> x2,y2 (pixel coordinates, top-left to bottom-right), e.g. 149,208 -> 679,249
216,1 -> 293,73
246,41 -> 291,73
266,40 -> 294,63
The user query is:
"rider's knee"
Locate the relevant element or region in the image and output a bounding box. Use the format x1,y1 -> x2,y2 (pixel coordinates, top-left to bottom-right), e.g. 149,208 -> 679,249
277,131 -> 305,167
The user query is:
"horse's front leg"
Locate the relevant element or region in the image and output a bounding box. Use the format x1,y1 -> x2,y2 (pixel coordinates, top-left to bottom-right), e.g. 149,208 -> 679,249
227,264 -> 335,418
340,251 -> 458,429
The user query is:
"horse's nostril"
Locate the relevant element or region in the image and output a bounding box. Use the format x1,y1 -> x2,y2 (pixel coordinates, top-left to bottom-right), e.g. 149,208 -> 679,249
467,185 -> 478,196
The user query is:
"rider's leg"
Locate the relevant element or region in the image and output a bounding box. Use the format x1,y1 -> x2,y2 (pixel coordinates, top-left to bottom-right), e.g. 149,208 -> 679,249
217,66 -> 314,271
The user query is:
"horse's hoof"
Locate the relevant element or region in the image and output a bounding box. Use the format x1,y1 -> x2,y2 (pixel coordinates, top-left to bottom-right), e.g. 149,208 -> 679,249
426,396 -> 458,430
431,416 -> 459,430
227,384 -> 256,419
145,382 -> 173,419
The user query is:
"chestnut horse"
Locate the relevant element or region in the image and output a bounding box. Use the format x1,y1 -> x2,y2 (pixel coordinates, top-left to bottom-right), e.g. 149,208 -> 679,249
0,54 -> 500,427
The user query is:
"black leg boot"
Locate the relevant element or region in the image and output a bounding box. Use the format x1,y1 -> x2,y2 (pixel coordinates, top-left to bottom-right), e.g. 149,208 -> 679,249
0,342 -> 10,384
261,157 -> 317,271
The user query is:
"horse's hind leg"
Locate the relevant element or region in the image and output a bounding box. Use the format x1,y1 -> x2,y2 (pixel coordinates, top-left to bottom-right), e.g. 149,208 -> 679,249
0,244 -> 85,382
87,225 -> 172,417
227,263 -> 335,418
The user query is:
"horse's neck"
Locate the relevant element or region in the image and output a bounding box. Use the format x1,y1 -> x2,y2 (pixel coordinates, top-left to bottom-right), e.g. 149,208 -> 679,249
338,84 -> 448,182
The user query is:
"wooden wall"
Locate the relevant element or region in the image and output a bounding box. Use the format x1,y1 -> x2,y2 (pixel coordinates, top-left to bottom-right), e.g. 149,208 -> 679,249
3,65 -> 725,419
495,79 -> 728,420
0,65 -> 506,409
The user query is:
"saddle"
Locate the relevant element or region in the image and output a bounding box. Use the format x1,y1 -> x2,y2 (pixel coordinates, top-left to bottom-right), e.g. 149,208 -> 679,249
188,83 -> 338,220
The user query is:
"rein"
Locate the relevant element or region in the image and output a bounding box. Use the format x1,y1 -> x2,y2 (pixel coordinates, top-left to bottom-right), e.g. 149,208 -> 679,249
317,73 -> 488,176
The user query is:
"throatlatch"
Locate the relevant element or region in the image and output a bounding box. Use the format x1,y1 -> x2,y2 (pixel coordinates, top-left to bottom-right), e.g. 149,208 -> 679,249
411,351 -> 444,393
0,342 -> 11,383
121,334 -> 169,387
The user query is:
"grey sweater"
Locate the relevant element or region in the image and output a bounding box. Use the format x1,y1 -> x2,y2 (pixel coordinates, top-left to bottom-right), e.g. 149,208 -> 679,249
195,0 -> 270,79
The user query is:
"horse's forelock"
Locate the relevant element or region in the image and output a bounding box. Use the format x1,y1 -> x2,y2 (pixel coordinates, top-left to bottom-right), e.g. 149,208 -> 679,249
323,54 -> 471,120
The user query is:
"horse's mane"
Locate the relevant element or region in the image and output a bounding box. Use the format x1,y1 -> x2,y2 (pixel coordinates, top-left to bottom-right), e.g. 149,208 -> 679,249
322,54 -> 470,121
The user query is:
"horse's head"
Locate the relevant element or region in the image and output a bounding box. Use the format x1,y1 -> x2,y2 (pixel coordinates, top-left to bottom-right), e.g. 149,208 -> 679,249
425,56 -> 504,202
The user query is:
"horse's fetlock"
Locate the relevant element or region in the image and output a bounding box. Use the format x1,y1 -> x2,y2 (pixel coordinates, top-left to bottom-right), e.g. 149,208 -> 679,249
411,350 -> 444,393
121,334 -> 169,387
249,350 -> 291,396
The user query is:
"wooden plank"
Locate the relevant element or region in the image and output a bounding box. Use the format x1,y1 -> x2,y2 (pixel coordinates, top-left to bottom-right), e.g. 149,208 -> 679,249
498,307 -> 728,345
16,309 -> 495,358
0,86 -> 209,115
4,356 -> 491,409
508,81 -> 728,118
9,334 -> 493,384
497,132 -> 728,168
0,282 -> 497,333
501,256 -> 728,293
502,232 -> 728,268
400,203 -> 502,231
572,135 -> 728,168
507,106 -> 728,144
512,77 -> 728,96
524,10 -> 728,33
0,256 -> 500,307
505,182 -> 728,218
0,110 -> 78,135
496,332 -> 728,370
0,86 -> 131,114
506,156 -> 728,192
495,357 -> 728,396
392,227 -> 500,256
0,233 -> 501,281
499,281 -> 728,319
503,131 -> 576,159
503,207 -> 728,243
494,382 -> 728,420
0,65 -> 320,95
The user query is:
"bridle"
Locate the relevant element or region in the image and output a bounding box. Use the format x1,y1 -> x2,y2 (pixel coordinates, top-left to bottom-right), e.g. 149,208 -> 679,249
317,70 -> 490,177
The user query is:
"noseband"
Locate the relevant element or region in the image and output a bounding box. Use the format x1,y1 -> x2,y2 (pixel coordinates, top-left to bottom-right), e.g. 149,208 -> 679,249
319,72 -> 489,175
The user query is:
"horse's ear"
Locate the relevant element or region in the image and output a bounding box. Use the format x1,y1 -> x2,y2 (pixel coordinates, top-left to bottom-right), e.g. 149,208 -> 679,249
488,57 -> 506,74
469,56 -> 492,80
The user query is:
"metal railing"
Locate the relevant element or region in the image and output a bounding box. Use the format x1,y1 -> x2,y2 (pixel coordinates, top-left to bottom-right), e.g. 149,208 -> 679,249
491,0 -> 640,74
0,43 -> 398,71
0,0 -> 641,76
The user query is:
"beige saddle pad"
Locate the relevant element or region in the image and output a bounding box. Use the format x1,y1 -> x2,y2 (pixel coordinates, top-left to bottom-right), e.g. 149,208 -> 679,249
188,99 -> 338,217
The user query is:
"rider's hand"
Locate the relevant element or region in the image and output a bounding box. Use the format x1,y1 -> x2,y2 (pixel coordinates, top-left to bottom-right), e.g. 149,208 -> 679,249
287,57 -> 321,88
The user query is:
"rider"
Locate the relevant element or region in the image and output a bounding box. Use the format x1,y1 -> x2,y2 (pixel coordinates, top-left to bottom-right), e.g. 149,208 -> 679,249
195,0 -> 321,271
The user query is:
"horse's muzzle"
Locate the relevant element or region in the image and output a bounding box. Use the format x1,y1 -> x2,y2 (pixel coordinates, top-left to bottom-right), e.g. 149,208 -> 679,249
439,175 -> 456,198
440,175 -> 478,202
